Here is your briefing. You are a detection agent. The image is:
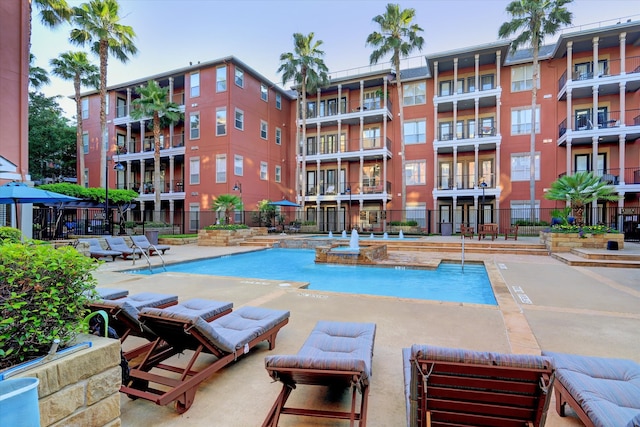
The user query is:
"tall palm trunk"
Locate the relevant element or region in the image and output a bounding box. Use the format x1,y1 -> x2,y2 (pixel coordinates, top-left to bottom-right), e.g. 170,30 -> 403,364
73,74 -> 85,186
300,70 -> 307,216
395,57 -> 406,221
153,113 -> 162,222
99,39 -> 108,187
529,40 -> 539,221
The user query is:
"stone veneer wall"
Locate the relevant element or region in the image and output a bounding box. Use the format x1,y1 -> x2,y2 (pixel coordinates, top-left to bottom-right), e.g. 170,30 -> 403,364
14,334 -> 121,427
197,227 -> 266,246
540,232 -> 624,252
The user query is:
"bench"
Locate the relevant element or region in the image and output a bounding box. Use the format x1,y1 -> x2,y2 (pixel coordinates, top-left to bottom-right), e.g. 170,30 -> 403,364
505,224 -> 518,240
460,225 -> 474,239
478,223 -> 498,240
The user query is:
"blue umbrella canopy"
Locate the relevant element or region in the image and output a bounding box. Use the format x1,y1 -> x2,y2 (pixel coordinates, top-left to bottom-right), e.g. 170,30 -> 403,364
0,182 -> 80,204
267,199 -> 301,207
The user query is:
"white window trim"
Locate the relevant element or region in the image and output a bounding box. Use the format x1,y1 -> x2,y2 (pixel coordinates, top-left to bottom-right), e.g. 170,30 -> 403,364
235,108 -> 244,131
261,83 -> 268,102
260,161 -> 268,180
510,152 -> 541,182
275,127 -> 282,145
190,112 -> 200,140
260,120 -> 268,140
189,157 -> 200,185
216,107 -> 227,136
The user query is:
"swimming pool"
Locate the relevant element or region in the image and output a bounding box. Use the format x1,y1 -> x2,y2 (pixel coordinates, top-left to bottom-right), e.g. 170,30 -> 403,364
129,249 -> 496,305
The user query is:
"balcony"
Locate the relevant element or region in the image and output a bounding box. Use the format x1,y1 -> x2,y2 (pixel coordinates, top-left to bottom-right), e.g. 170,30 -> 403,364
303,181 -> 392,203
557,108 -> 640,145
433,173 -> 500,199
300,136 -> 392,162
559,167 -> 640,187
301,98 -> 393,127
435,122 -> 499,152
558,55 -> 640,100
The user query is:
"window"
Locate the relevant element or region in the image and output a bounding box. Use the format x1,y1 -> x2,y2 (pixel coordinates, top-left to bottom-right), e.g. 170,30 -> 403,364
404,119 -> 426,144
575,153 -> 606,174
405,160 -> 427,185
189,157 -> 200,184
275,165 -> 281,183
480,74 -> 494,90
466,76 -> 476,93
511,200 -> 540,223
438,122 -> 453,141
116,98 -> 126,118
81,98 -> 89,119
511,106 -> 540,135
83,169 -> 89,188
190,72 -> 200,97
403,82 -> 426,105
275,127 -> 282,145
216,66 -> 227,92
216,154 -> 226,183
439,80 -> 452,97
105,95 -> 109,116
189,112 -> 200,139
363,127 -> 381,149
511,152 -> 540,181
260,120 -> 268,139
234,155 -> 243,176
260,162 -> 268,180
511,64 -> 539,92
235,67 -> 244,87
235,109 -> 244,130
407,203 -> 426,227
216,108 -> 226,135
189,204 -> 200,231
82,132 -> 89,154
261,83 -> 268,101
275,93 -> 282,109
456,78 -> 464,94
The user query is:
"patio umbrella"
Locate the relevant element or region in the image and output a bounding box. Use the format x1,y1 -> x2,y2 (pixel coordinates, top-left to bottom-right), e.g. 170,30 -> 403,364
0,181 -> 80,230
267,199 -> 301,208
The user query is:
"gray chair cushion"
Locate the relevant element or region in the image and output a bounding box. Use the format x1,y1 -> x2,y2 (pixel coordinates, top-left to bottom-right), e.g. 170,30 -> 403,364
141,298 -> 232,320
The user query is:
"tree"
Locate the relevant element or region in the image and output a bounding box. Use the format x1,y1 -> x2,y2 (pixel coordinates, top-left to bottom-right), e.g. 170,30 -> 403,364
50,51 -> 100,187
366,3 -> 424,218
29,54 -> 51,91
33,0 -> 72,28
253,199 -> 277,227
544,171 -> 618,226
499,0 -> 573,218
130,80 -> 182,222
28,92 -> 76,182
70,0 -> 137,188
278,33 -> 330,213
212,194 -> 243,225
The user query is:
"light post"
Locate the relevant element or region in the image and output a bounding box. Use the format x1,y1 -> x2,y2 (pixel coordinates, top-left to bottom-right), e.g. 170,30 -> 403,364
480,179 -> 487,225
346,186 -> 352,230
232,181 -> 242,224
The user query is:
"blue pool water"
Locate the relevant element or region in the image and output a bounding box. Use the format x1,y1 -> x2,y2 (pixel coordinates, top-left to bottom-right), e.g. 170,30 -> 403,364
130,249 -> 496,305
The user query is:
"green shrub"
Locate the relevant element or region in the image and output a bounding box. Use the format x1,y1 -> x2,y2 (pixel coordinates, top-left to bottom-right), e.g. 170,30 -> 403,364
514,220 -> 549,226
203,224 -> 249,231
549,224 -> 618,235
0,243 -> 98,369
389,220 -> 418,226
0,226 -> 22,243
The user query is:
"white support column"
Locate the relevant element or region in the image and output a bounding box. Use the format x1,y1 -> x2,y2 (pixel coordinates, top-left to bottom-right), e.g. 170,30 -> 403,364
619,81 -> 626,126
592,86 -> 599,130
453,147 -> 458,190
593,36 -> 599,80
169,77 -> 174,147
169,155 -> 175,193
495,143 -> 501,189
567,41 -> 573,81
452,101 -> 458,140
453,58 -> 458,93
592,136 -> 599,225
566,140 -> 572,176
567,89 -> 573,131
620,32 -> 627,74
433,148 -> 438,190
126,88 -> 131,116
619,135 -> 626,185
139,160 -> 145,195
474,54 -> 480,93
474,144 -> 479,186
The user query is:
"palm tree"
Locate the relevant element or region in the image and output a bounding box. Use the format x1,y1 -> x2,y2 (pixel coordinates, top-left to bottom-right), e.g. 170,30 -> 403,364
366,3 -> 424,219
69,0 -> 137,188
29,54 -> 50,91
212,194 -> 243,225
545,171 -> 618,226
50,51 -> 100,187
499,0 -> 573,219
278,33 -> 330,213
130,80 -> 182,222
33,0 -> 72,28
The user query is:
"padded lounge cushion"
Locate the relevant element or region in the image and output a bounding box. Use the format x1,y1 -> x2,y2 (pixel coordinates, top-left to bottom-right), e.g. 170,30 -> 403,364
131,235 -> 171,251
193,306 -> 290,353
141,298 -> 232,320
265,321 -> 376,380
412,344 -> 553,371
543,351 -> 640,427
94,287 -> 129,300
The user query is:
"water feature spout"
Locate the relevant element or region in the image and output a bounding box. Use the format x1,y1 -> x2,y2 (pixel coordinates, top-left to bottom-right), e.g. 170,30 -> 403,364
383,232 -> 389,239
370,233 -> 375,239
342,230 -> 347,238
328,231 -> 333,238
349,229 -> 360,249
399,230 -> 404,239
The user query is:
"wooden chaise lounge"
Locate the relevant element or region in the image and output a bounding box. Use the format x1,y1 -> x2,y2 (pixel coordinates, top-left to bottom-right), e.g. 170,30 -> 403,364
122,305 -> 290,413
263,320 -> 376,427
78,238 -> 123,261
404,344 -> 553,427
542,351 -> 640,427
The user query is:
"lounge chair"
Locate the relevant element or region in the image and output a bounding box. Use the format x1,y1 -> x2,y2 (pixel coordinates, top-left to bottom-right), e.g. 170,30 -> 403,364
263,321 -> 376,427
404,344 -> 553,427
78,238 -> 123,261
105,236 -> 145,260
88,287 -> 129,300
89,294 -> 232,360
542,351 -> 640,427
121,305 -> 290,413
131,235 -> 171,255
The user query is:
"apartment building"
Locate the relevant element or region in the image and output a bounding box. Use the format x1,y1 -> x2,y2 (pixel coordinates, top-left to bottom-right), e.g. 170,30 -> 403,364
81,57 -> 293,230
81,20 -> 640,236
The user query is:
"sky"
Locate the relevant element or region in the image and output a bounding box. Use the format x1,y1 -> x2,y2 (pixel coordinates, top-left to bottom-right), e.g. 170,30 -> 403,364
31,0 -> 640,117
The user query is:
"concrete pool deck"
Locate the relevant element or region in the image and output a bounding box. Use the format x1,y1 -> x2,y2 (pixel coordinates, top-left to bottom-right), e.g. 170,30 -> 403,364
94,236 -> 640,426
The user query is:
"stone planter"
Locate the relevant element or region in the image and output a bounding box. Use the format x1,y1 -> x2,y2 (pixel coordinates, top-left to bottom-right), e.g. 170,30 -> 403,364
540,231 -> 624,252
197,227 -> 264,246
300,225 -> 318,233
3,334 -> 121,427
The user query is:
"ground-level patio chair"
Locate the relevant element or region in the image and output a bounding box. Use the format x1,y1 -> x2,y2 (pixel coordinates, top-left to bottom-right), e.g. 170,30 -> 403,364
78,238 -> 123,261
89,287 -> 129,300
121,305 -> 290,413
131,235 -> 171,255
542,351 -> 640,427
404,344 -> 553,427
105,236 -> 146,260
262,321 -> 376,427
505,224 -> 519,240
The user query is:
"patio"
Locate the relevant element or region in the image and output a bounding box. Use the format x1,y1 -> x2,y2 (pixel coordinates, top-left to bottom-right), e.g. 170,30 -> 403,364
94,238 -> 640,426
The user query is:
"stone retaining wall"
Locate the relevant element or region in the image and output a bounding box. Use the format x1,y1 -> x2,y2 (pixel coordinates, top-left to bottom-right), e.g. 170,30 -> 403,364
540,232 -> 625,252
13,334 -> 121,427
197,227 -> 266,246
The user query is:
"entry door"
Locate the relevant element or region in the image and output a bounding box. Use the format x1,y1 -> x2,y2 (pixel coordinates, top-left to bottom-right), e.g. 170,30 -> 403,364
326,207 -> 337,232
